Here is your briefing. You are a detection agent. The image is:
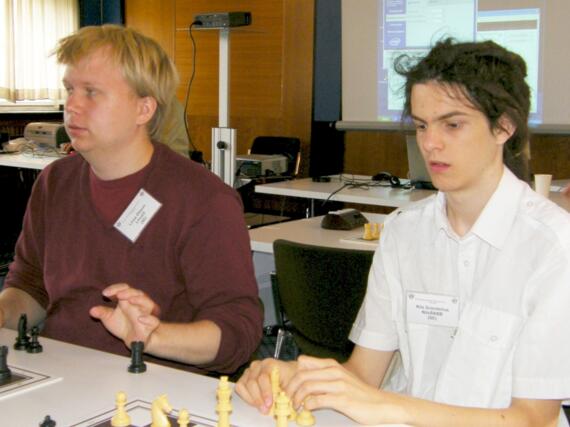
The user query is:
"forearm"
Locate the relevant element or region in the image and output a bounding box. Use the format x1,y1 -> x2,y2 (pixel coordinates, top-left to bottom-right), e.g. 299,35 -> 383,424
0,288 -> 46,329
145,319 -> 221,365
393,394 -> 560,427
343,345 -> 395,388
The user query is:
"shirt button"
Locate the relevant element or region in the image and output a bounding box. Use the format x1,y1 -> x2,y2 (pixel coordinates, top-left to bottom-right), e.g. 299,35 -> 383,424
490,335 -> 498,342
463,260 -> 469,267
526,201 -> 533,208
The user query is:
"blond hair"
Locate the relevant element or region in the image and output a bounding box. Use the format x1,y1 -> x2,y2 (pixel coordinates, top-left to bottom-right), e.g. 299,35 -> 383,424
54,24 -> 179,142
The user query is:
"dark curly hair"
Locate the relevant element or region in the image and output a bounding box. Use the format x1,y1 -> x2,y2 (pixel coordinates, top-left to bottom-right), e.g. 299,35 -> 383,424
394,38 -> 531,182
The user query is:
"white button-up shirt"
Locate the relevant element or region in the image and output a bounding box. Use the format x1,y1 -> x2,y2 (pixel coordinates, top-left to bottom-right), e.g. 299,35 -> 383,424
350,167 -> 570,425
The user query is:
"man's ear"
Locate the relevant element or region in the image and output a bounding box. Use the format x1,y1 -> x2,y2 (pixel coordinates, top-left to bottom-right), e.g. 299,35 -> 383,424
494,114 -> 516,146
136,96 -> 158,126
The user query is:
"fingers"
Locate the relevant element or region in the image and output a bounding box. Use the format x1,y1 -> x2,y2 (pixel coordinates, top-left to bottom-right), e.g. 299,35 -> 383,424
137,314 -> 160,329
89,305 -> 113,320
285,358 -> 352,408
101,283 -> 131,298
235,360 -> 273,413
297,355 -> 339,370
101,284 -> 160,317
236,359 -> 295,414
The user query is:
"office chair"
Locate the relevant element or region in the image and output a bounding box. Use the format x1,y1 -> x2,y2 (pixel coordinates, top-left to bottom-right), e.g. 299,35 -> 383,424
271,239 -> 374,362
248,136 -> 301,178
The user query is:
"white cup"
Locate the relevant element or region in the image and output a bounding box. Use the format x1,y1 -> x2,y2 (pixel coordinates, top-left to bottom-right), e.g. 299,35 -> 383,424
534,174 -> 552,197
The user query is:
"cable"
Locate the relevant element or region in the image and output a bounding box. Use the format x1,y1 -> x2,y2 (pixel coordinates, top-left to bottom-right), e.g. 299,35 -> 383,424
321,183 -> 349,207
183,22 -> 200,153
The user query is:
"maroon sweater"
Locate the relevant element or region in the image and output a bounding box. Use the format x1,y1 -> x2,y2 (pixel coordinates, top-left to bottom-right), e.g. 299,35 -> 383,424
5,143 -> 262,374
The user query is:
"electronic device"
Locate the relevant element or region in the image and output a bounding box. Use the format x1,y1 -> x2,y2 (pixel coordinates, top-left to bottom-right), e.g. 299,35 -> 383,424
236,154 -> 288,178
406,137 -> 436,190
321,208 -> 368,230
193,12 -> 252,29
23,122 -> 69,147
372,172 -> 401,187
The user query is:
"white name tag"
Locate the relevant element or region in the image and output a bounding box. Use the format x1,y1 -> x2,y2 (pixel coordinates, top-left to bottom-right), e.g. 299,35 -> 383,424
114,189 -> 162,243
406,291 -> 459,328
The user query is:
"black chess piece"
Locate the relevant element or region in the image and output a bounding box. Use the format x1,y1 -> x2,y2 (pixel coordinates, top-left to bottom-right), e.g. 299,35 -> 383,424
39,415 -> 56,427
27,326 -> 43,354
0,345 -> 12,384
128,341 -> 146,373
14,313 -> 30,351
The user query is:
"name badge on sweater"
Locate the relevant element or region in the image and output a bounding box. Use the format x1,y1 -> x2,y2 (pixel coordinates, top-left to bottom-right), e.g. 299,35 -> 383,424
114,189 -> 162,243
407,291 -> 459,328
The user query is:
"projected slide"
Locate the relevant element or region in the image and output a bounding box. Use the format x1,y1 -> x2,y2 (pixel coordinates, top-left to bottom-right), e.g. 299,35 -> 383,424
377,0 -> 542,123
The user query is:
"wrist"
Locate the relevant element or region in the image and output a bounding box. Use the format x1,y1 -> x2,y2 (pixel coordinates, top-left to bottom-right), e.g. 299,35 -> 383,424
142,319 -> 163,355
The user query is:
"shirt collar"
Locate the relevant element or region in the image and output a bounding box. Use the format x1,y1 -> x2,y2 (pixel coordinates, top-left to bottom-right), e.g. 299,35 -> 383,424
434,167 -> 524,248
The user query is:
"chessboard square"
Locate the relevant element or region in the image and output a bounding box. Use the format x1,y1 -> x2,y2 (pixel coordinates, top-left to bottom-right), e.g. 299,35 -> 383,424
0,366 -> 61,401
0,372 -> 28,388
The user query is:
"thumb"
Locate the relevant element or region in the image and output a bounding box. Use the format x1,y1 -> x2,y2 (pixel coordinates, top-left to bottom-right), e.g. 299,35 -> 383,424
138,314 -> 160,329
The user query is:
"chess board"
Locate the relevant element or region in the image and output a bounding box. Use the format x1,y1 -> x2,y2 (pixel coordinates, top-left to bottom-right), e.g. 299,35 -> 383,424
0,365 -> 62,401
70,399 -> 238,427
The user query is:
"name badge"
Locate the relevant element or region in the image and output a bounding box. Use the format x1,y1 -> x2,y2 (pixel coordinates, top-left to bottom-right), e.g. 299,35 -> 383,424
406,291 -> 459,328
114,189 -> 162,243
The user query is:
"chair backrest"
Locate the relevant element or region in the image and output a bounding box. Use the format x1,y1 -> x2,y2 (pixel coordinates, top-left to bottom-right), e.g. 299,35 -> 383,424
272,239 -> 374,362
249,136 -> 301,177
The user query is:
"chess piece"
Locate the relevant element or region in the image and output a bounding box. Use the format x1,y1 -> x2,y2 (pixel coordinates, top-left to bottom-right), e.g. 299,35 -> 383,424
177,408 -> 190,427
111,391 -> 131,427
14,313 -> 30,350
0,345 -> 12,384
151,394 -> 173,427
128,341 -> 147,373
296,404 -> 316,426
274,392 -> 292,427
269,366 -> 280,416
288,398 -> 297,422
39,415 -> 56,427
27,326 -> 43,353
216,375 -> 232,427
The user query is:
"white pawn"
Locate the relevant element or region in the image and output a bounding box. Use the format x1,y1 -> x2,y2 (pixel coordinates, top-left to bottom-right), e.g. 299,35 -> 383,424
275,391 -> 291,427
269,366 -> 281,416
296,407 -> 315,426
111,391 -> 131,427
216,376 -> 232,427
177,408 -> 190,427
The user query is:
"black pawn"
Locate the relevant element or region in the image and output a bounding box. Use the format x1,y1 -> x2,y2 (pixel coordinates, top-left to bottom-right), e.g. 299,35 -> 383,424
39,415 -> 56,427
27,326 -> 43,354
14,313 -> 30,350
128,341 -> 146,373
0,345 -> 12,383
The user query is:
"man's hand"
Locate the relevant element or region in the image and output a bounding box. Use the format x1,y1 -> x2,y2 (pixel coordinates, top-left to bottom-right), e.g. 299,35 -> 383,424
0,306 -> 4,328
89,283 -> 161,349
563,184 -> 570,197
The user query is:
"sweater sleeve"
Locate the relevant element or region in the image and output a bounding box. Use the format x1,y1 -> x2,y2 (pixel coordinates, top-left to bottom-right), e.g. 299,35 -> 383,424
180,189 -> 262,373
4,168 -> 50,309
